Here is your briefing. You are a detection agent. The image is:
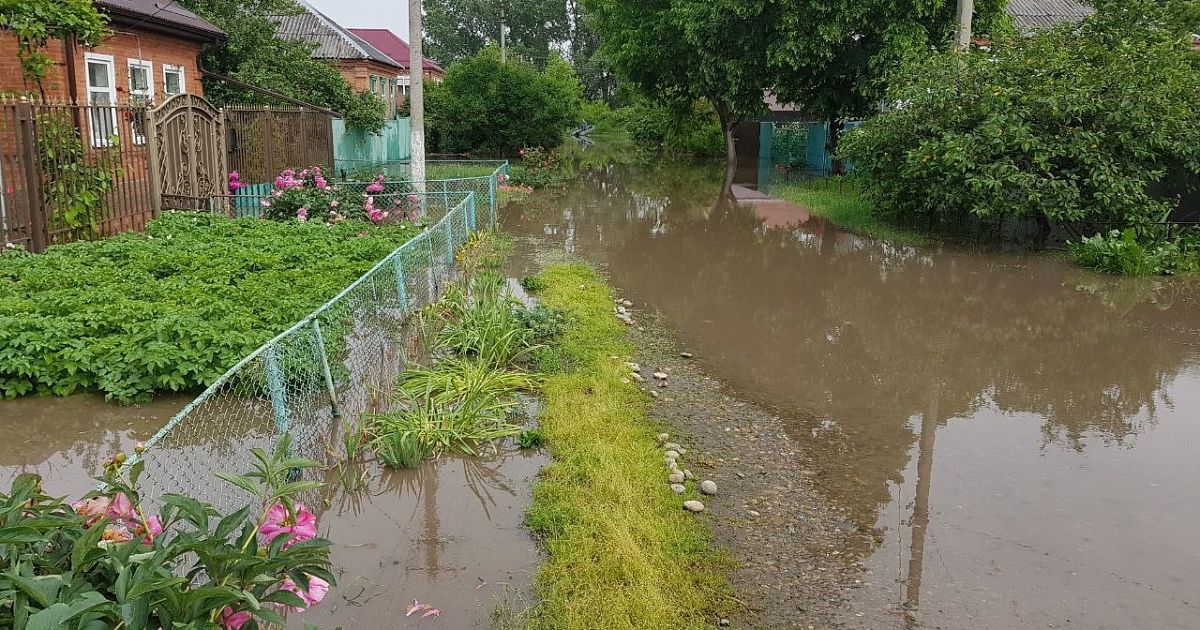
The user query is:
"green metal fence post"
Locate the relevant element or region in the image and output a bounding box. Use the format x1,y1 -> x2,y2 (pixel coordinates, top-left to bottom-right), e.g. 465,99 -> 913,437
444,219 -> 455,267
264,346 -> 290,436
442,180 -> 449,209
425,233 -> 436,304
394,256 -> 409,311
310,319 -> 340,418
466,192 -> 476,232
489,172 -> 498,227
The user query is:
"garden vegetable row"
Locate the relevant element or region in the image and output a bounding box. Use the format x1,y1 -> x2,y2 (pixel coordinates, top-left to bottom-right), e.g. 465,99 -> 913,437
0,213 -> 421,402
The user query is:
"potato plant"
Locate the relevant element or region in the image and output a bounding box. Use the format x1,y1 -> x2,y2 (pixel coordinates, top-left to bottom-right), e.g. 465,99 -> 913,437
0,213 -> 420,402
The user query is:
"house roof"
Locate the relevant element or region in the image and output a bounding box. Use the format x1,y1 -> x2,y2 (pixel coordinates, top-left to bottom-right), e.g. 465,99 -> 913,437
274,0 -> 403,70
348,29 -> 444,73
1005,0 -> 1094,33
96,0 -> 225,42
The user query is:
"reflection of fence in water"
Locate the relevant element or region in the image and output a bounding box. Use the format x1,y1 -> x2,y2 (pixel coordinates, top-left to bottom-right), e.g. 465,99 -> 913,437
134,169 -> 502,511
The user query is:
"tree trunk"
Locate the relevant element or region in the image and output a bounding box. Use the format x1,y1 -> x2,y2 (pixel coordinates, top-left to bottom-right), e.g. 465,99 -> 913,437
827,116 -> 845,176
717,104 -> 738,209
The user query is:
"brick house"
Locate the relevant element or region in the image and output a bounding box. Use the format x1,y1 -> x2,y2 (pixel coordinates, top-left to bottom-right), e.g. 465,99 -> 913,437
348,28 -> 445,101
274,1 -> 408,118
0,0 -> 224,146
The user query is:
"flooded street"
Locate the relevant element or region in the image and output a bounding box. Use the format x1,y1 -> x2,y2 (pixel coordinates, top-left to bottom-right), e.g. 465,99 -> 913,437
505,162 -> 1200,629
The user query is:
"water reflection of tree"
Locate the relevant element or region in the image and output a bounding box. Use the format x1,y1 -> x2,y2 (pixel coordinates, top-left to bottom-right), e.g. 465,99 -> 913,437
507,162 -> 1199,524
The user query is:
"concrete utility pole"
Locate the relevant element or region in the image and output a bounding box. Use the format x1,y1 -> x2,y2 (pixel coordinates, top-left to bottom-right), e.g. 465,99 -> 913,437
955,0 -> 974,50
499,2 -> 507,63
409,0 -> 426,187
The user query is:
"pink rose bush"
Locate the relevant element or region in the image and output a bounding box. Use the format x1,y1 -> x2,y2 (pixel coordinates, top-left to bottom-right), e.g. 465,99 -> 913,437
228,170 -> 242,192
259,166 -> 409,226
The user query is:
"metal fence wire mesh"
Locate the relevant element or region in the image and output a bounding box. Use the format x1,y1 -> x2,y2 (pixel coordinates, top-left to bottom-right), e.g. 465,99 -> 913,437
131,165 -> 503,512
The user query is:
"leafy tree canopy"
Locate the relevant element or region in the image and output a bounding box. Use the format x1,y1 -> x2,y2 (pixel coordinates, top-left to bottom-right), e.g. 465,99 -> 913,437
179,0 -> 386,131
839,0 -> 1200,231
427,46 -> 583,154
0,0 -> 108,91
424,0 -> 569,63
583,0 -> 775,159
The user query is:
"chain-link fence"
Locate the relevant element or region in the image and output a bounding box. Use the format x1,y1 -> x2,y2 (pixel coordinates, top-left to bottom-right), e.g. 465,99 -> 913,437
130,166 -> 505,512
215,160 -> 510,230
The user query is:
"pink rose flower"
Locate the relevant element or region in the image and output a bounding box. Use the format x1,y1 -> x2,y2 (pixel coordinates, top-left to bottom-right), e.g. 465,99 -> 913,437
259,503 -> 318,549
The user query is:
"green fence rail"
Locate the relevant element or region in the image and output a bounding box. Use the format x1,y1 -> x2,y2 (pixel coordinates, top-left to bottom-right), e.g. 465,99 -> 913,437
130,163 -> 506,511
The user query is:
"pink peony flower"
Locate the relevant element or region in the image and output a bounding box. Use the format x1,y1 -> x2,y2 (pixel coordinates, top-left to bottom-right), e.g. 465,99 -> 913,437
407,193 -> 420,204
299,169 -> 309,179
139,514 -> 163,544
259,502 -> 318,549
219,607 -> 252,630
519,148 -> 525,157
497,173 -> 506,184
102,523 -> 134,543
72,496 -> 111,527
330,199 -> 339,208
365,183 -> 383,194
106,492 -> 137,522
393,198 -> 403,206
278,575 -> 330,612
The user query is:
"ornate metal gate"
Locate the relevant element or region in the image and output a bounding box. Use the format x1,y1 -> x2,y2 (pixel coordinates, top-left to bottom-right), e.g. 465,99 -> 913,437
148,94 -> 228,210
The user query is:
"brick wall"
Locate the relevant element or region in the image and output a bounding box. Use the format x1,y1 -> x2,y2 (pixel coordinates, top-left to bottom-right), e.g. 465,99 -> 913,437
0,29 -> 205,101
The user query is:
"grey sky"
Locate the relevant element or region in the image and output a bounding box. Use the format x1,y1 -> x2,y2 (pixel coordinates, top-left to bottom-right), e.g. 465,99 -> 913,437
307,0 -> 411,43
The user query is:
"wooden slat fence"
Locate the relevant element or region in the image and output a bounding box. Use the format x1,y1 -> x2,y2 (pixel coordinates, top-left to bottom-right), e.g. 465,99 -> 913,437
225,106 -> 334,184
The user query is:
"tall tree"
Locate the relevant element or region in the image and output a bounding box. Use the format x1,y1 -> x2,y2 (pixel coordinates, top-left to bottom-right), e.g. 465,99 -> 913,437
584,0 -> 774,171
767,0 -> 1006,173
423,0 -> 570,64
0,0 -> 108,96
180,0 -> 385,131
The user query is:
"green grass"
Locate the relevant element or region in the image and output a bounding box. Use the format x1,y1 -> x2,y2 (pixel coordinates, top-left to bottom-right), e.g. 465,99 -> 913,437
773,178 -> 929,245
523,264 -> 733,630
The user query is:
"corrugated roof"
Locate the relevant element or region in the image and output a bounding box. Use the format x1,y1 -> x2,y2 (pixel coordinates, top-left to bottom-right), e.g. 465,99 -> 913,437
96,0 -> 225,40
1006,0 -> 1094,33
274,0 -> 402,69
347,29 -> 444,73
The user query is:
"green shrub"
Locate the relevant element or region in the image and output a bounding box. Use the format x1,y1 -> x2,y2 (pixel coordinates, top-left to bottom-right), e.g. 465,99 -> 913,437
0,213 -> 420,401
427,47 -> 583,154
840,1 -> 1200,231
1070,228 -> 1200,275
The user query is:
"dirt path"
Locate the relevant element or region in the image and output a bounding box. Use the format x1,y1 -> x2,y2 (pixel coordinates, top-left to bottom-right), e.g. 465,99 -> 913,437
626,308 -> 870,629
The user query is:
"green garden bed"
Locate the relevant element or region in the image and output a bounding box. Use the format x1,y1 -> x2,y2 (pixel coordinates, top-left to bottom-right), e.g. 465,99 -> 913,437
0,213 -> 421,402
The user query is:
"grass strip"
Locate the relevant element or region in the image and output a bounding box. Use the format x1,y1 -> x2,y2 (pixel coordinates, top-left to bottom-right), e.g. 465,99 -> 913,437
524,263 -> 732,630
773,178 -> 929,245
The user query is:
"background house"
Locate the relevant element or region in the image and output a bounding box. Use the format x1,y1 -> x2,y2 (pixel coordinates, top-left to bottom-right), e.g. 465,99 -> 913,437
0,0 -> 224,147
348,28 -> 445,102
274,0 -> 407,118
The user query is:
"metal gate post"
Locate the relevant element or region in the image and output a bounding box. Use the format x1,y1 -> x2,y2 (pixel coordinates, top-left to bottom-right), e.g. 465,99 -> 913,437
16,100 -> 47,253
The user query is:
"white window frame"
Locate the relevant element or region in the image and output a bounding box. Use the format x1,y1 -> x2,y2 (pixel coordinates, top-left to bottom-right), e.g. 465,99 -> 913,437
127,58 -> 153,99
162,64 -> 186,98
126,59 -> 153,145
84,53 -> 118,147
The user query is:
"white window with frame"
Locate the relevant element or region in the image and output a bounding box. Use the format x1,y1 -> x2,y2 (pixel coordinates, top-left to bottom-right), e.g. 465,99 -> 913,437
84,53 -> 118,147
398,75 -> 410,98
127,59 -> 153,144
162,64 -> 185,98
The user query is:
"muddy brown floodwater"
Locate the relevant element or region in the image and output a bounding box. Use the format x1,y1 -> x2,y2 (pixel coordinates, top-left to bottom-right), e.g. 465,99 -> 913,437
504,161 -> 1200,630
0,394 -> 188,497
